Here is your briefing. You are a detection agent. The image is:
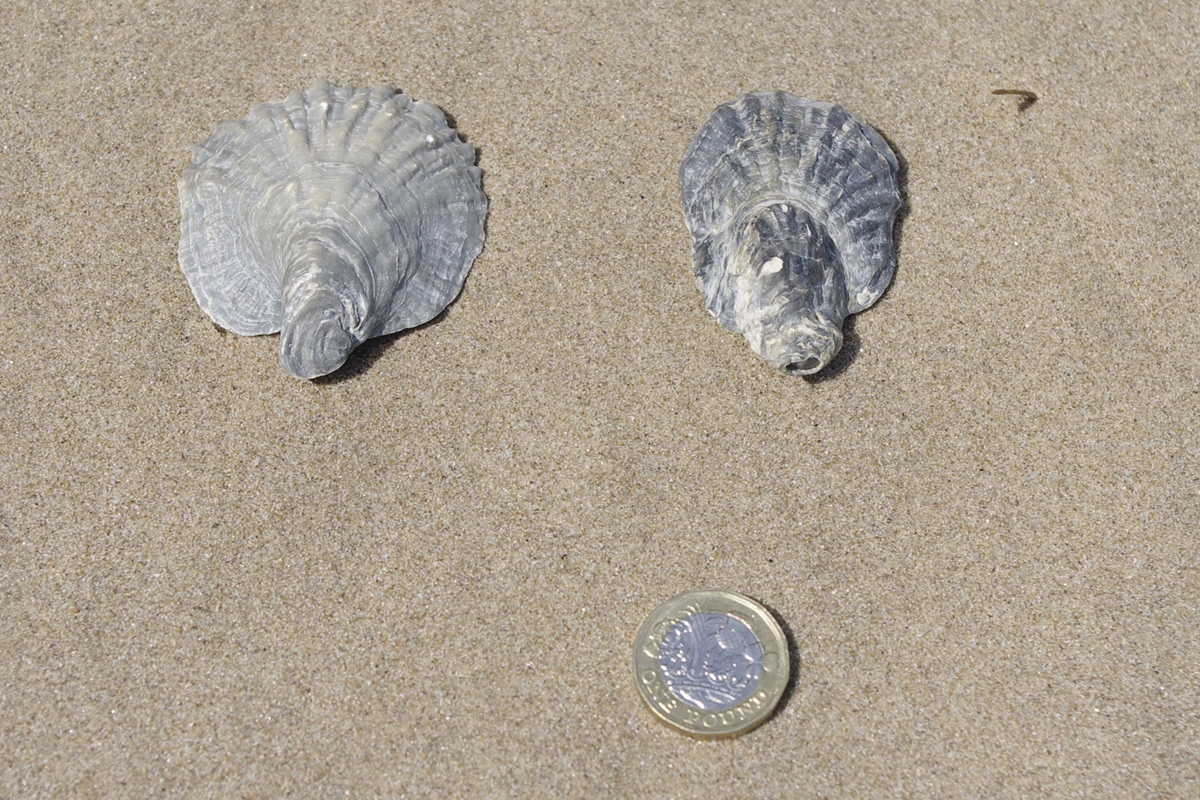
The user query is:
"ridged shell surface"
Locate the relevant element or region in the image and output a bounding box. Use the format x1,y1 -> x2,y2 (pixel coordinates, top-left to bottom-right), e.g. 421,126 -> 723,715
178,81 -> 487,379
681,92 -> 901,374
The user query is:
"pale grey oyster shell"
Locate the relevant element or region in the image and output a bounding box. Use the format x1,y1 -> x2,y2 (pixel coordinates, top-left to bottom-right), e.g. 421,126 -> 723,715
681,91 -> 901,375
178,80 -> 487,379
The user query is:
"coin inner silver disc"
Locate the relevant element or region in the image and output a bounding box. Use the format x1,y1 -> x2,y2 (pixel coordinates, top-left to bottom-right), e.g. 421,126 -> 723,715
657,612 -> 765,711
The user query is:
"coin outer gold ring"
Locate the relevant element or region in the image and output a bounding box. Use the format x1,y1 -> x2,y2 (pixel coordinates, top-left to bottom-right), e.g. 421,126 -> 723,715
633,589 -> 790,738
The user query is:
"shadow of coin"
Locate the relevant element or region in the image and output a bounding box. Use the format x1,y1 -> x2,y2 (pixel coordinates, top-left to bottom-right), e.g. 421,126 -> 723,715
754,597 -> 801,722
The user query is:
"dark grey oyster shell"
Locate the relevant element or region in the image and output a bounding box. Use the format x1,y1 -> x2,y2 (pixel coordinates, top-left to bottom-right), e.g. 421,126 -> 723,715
178,81 -> 487,379
681,92 -> 901,374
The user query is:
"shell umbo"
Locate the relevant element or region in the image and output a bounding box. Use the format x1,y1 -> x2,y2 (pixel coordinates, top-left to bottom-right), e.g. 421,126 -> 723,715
178,81 -> 487,379
681,92 -> 901,375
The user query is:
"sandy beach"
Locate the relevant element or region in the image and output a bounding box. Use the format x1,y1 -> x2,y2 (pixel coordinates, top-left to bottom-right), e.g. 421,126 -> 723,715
2,0 -> 1198,796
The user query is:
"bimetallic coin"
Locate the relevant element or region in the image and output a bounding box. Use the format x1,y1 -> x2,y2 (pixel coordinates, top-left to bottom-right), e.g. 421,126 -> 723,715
633,589 -> 790,738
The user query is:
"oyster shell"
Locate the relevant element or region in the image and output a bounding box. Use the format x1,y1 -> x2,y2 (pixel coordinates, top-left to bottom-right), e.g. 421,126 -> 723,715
178,80 -> 487,379
680,91 -> 901,375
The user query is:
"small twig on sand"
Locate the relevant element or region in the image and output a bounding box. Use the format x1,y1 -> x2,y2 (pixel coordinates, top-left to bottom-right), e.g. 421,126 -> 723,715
992,89 -> 1038,112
